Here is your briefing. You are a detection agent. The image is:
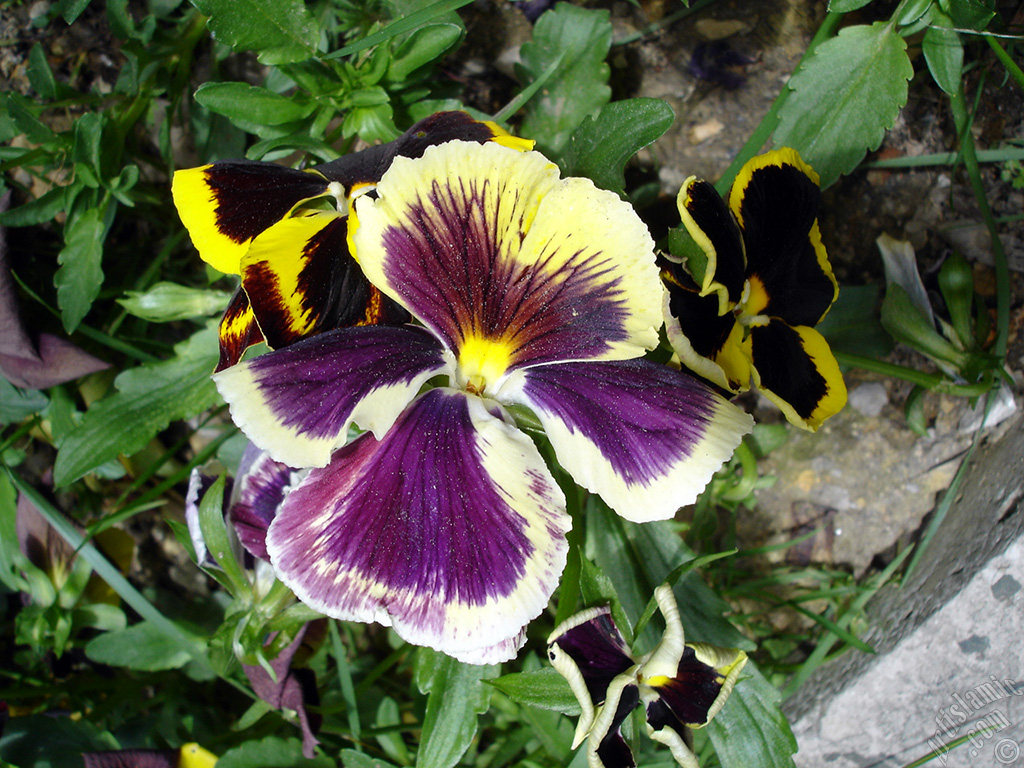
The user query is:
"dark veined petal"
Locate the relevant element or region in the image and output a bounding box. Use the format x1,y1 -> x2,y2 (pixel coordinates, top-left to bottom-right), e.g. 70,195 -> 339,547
240,211 -> 409,352
502,359 -> 752,522
213,325 -> 452,468
675,176 -> 746,311
729,148 -> 838,326
662,265 -> 751,393
264,389 -> 570,663
748,319 -> 847,431
312,110 -> 534,194
547,606 -> 636,747
83,745 -> 217,768
172,161 -> 330,275
217,287 -> 264,372
587,677 -> 641,768
229,443 -> 302,561
352,141 -> 661,392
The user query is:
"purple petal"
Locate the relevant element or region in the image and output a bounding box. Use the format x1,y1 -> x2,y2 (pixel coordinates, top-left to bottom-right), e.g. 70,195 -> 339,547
228,444 -> 301,560
503,359 -> 753,521
214,324 -> 452,469
265,388 -> 569,663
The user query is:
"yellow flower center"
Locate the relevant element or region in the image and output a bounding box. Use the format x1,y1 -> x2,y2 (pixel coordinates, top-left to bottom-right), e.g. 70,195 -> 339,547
457,335 -> 514,395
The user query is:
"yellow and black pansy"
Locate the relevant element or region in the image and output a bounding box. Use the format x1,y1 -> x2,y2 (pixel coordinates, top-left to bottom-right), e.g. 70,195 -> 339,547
172,112 -> 530,370
661,148 -> 847,431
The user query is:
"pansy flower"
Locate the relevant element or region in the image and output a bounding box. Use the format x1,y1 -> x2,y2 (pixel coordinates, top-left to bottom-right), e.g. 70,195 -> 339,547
172,111 -> 531,370
548,584 -> 747,768
207,138 -> 753,664
660,148 -> 847,430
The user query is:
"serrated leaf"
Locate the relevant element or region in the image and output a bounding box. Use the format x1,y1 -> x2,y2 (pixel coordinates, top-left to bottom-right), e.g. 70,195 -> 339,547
565,98 -> 675,195
773,22 -> 913,187
53,324 -> 220,486
707,663 -> 799,768
516,4 -> 612,160
55,206 -> 106,334
922,18 -> 963,95
488,668 -> 582,715
194,82 -> 317,126
85,620 -> 193,670
415,648 -> 497,768
189,0 -> 319,64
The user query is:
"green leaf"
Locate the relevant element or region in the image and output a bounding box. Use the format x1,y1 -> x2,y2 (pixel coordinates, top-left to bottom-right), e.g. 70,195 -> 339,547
2,92 -> 55,144
189,0 -> 319,64
339,751 -> 399,768
488,668 -> 581,715
773,22 -> 913,187
27,43 -> 58,100
0,378 -> 49,425
706,663 -> 799,768
387,23 -> 462,82
0,187 -> 68,227
194,82 -> 317,126
55,205 -> 106,334
53,324 -> 221,486
415,648 -> 497,768
937,252 -> 976,350
517,4 -> 612,160
198,474 -> 250,595
816,284 -> 893,359
118,281 -> 233,322
922,14 -> 963,95
85,619 -> 193,670
827,0 -> 871,10
939,0 -> 995,30
564,98 -> 675,196
880,284 -> 970,369
216,736 -> 335,768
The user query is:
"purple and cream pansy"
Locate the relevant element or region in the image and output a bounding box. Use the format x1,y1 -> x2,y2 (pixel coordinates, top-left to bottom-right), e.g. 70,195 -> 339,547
180,129 -> 752,663
548,585 -> 747,768
172,112 -> 529,371
661,148 -> 847,431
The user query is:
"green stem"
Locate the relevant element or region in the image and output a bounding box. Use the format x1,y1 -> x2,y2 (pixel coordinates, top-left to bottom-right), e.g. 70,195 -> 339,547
714,11 -> 844,194
612,0 -> 718,47
949,83 -> 1011,358
985,34 -> 1024,91
835,351 -> 993,396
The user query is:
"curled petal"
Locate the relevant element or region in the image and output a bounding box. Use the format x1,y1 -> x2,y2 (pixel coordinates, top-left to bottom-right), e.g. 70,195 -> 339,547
548,605 -> 636,747
503,359 -> 753,521
729,149 -> 837,326
265,389 -> 569,663
675,176 -> 746,312
587,676 -> 640,768
352,141 -> 661,380
662,267 -> 750,393
241,211 -> 408,351
216,287 -> 264,372
172,162 -> 330,275
214,325 -> 452,468
749,320 -> 847,431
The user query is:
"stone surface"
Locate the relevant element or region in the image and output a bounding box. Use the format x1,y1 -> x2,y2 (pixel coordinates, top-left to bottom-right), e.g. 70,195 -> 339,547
786,415 -> 1024,767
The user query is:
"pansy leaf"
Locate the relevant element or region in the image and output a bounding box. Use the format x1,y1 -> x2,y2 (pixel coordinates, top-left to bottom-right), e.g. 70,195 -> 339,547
517,4 -> 612,160
706,663 -> 798,768
55,205 -> 107,333
189,0 -> 320,64
773,22 -> 913,188
216,736 -> 333,768
415,648 -> 497,768
922,13 -> 963,95
194,82 -> 317,126
488,667 -> 582,715
118,282 -> 233,322
53,324 -> 220,486
387,23 -> 462,82
0,379 -> 48,425
85,620 -> 194,671
564,98 -> 675,196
